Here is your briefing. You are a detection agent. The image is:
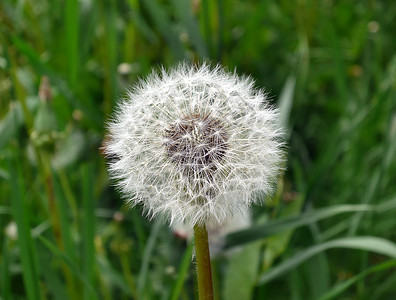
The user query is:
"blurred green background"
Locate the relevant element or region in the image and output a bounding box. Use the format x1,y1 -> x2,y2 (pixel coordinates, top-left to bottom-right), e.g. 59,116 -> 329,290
1,1 -> 396,299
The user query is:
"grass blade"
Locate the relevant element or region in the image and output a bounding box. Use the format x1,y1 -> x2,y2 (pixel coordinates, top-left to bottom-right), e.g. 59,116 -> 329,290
0,99 -> 37,150
258,236 -> 396,285
10,35 -> 102,129
224,204 -> 373,249
1,236 -> 12,300
8,154 -> 41,300
81,163 -> 96,300
141,0 -> 185,59
170,241 -> 194,300
64,0 -> 80,87
171,0 -> 208,58
225,196 -> 396,249
37,242 -> 69,300
137,219 -> 162,297
348,99 -> 396,235
96,255 -> 133,296
278,75 -> 296,131
37,235 -> 98,299
318,259 -> 396,300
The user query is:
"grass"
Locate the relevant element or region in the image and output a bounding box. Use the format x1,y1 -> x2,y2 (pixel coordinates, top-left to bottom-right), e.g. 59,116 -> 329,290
1,0 -> 396,299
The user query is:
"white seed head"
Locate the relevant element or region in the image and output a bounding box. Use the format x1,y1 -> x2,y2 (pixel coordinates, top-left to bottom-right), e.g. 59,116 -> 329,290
104,63 -> 285,227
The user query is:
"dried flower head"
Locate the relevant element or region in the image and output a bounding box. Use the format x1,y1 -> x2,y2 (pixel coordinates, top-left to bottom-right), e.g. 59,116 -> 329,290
105,63 -> 284,227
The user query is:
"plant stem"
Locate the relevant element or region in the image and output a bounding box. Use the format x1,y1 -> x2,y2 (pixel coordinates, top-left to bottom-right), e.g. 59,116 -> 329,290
193,223 -> 214,300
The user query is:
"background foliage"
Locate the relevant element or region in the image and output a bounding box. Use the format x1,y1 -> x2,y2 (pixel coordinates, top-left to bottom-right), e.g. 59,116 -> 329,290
1,0 -> 396,299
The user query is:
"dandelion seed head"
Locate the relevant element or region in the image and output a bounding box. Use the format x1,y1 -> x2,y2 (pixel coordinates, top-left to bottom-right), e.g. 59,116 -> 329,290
104,63 -> 285,227
163,113 -> 228,173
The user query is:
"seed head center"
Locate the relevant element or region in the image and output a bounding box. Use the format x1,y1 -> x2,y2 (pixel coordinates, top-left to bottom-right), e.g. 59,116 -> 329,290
163,113 -> 228,173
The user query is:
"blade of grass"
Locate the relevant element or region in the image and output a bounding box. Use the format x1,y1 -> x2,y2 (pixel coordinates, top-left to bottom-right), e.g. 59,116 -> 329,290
224,204 -> 373,249
302,18 -> 357,203
6,40 -> 31,129
225,196 -> 396,249
261,192 -> 304,272
0,101 -> 25,150
348,94 -> 396,235
171,0 -> 208,58
129,207 -> 146,257
372,266 -> 396,300
170,240 -> 194,300
257,236 -> 396,285
0,206 -> 11,215
277,75 -> 296,131
96,255 -> 133,296
37,235 -> 98,299
102,0 -> 118,116
318,259 -> 396,300
201,0 -> 213,58
140,0 -> 185,60
52,171 -> 79,297
64,0 -> 80,88
56,169 -> 78,220
216,0 -> 224,61
37,243 -> 69,300
1,236 -> 12,300
304,203 -> 331,298
137,218 -> 162,297
10,34 -> 102,129
127,0 -> 159,45
119,251 -> 137,297
8,154 -> 42,300
81,163 -> 96,300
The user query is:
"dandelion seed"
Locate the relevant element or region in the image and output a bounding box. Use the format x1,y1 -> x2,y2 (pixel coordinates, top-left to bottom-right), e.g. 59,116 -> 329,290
104,63 -> 284,227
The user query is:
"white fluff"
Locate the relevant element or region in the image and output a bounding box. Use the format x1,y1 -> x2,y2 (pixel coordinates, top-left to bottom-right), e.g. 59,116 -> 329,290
104,63 -> 285,227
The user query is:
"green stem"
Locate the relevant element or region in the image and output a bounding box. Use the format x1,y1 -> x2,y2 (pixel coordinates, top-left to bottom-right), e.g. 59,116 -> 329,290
193,224 -> 214,300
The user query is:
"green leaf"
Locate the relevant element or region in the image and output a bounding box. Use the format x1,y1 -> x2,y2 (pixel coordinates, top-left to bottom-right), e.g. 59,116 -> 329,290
223,242 -> 261,300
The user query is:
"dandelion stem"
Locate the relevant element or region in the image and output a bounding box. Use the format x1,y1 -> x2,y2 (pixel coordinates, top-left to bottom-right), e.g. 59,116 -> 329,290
193,223 -> 214,300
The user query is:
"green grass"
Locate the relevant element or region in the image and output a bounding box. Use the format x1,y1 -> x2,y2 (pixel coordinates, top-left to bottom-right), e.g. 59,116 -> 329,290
1,1 -> 396,299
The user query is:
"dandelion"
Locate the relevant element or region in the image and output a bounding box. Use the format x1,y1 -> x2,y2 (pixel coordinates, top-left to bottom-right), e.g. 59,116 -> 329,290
104,63 -> 284,299
105,63 -> 283,226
